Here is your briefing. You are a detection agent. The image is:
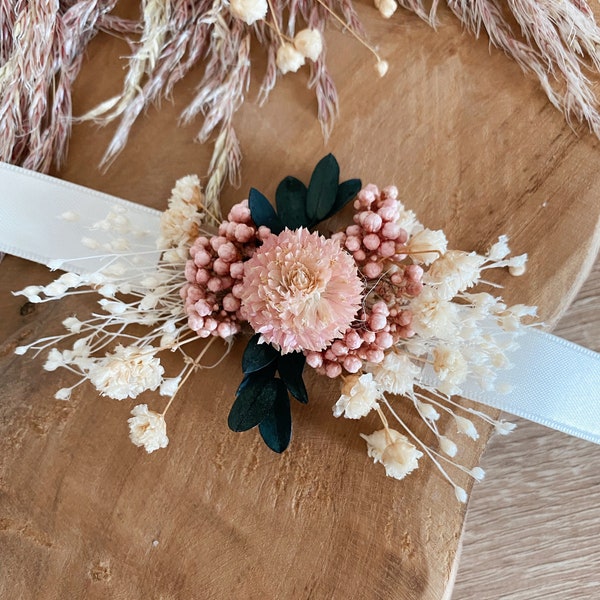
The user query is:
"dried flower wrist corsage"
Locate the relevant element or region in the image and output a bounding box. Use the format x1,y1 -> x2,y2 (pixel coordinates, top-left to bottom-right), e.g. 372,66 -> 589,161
15,155 -> 534,502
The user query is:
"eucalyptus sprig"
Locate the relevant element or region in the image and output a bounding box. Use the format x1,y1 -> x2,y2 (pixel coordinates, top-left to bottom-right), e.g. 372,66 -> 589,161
227,154 -> 361,452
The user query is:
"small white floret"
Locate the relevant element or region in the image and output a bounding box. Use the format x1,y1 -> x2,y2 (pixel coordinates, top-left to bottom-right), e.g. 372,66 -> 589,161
57,272 -> 81,287
375,60 -> 389,77
439,435 -> 457,457
55,388 -> 72,401
408,228 -> 448,265
361,428 -> 423,480
88,345 -> 164,400
455,415 -> 479,440
454,486 -> 468,503
495,420 -> 517,435
229,0 -> 268,25
43,282 -> 67,297
415,400 -> 439,421
128,404 -> 169,453
293,29 -> 323,61
62,317 -> 83,333
487,235 -> 511,261
508,253 -> 528,276
470,467 -> 485,481
276,43 -> 305,74
160,377 -> 181,397
44,348 -> 64,372
374,0 -> 398,18
333,373 -> 380,419
370,351 -> 420,395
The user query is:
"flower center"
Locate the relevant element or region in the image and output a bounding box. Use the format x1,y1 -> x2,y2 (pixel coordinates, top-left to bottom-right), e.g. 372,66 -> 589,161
285,263 -> 315,293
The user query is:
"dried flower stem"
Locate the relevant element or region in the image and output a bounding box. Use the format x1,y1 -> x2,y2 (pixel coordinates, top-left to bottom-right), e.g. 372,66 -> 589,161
161,336 -> 219,416
263,18 -> 293,43
313,0 -> 382,62
266,0 -> 285,43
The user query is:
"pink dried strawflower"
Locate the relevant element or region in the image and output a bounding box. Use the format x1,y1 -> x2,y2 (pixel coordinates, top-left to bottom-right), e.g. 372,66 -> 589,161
240,228 -> 363,353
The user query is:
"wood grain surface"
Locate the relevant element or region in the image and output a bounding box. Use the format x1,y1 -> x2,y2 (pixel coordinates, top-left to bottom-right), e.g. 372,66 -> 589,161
453,258 -> 600,600
1,4 -> 600,599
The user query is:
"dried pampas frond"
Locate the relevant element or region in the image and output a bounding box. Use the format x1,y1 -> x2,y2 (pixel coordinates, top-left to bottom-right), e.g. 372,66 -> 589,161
438,0 -> 600,136
3,0 -> 600,202
0,0 -> 118,172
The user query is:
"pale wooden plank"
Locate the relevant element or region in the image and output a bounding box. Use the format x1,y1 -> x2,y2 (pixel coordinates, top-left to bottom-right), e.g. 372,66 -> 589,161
454,257 -> 600,599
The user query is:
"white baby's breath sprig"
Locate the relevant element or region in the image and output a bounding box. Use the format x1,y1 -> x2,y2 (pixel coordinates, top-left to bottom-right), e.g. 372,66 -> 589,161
333,373 -> 380,419
374,0 -> 398,19
313,0 -> 389,77
14,176 -> 230,453
128,404 -> 169,453
229,0 -> 268,25
329,211 -> 530,501
293,29 -> 323,61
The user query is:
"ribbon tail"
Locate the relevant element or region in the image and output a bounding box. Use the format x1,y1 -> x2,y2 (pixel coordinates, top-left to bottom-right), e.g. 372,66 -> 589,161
422,329 -> 600,444
0,161 -> 162,275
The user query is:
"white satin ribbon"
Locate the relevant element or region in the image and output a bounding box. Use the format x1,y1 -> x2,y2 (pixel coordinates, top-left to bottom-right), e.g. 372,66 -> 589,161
0,162 -> 161,274
420,330 -> 600,443
1,162 -> 599,443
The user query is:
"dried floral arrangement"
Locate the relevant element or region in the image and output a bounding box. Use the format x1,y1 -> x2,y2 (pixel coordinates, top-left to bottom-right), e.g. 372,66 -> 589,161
2,1 -> 600,205
15,155 -> 535,503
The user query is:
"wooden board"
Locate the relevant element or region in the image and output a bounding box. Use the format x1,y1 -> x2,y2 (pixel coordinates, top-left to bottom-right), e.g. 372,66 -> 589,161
1,4 -> 599,599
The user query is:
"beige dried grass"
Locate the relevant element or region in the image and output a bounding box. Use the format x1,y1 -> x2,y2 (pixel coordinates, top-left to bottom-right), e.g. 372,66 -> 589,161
3,0 -> 600,206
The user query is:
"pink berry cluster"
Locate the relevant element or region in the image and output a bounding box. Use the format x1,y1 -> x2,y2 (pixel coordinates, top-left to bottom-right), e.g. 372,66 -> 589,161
304,299 -> 416,378
331,184 -> 418,283
181,199 -> 268,339
306,184 -> 425,378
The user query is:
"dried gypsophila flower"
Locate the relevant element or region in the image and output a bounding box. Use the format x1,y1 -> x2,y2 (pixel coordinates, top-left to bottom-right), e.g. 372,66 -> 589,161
361,428 -> 422,480
128,404 -> 169,453
276,43 -> 305,74
407,228 -> 448,265
423,250 -> 486,300
293,29 -> 323,61
229,0 -> 268,25
374,0 -> 398,19
157,175 -> 206,250
333,373 -> 380,419
375,60 -> 389,78
369,351 -> 421,396
88,345 -> 164,401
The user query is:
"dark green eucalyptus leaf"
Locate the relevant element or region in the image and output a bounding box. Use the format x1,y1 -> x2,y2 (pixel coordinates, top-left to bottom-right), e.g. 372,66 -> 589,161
228,372 -> 278,432
242,334 -> 279,374
248,188 -> 284,234
306,154 -> 340,222
325,178 -> 362,220
276,176 -> 309,229
278,352 -> 308,404
258,379 -> 292,453
235,361 -> 277,397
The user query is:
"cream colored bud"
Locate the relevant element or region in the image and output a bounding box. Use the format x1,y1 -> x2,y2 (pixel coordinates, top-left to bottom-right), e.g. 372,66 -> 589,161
229,0 -> 267,25
294,29 -> 323,61
509,264 -> 526,276
375,0 -> 398,18
376,60 -> 389,77
276,43 -> 305,74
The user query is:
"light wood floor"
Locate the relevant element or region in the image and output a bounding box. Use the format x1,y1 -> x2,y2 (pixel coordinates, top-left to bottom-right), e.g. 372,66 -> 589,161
453,257 -> 600,599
